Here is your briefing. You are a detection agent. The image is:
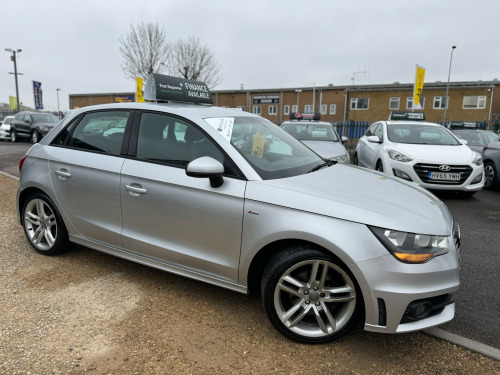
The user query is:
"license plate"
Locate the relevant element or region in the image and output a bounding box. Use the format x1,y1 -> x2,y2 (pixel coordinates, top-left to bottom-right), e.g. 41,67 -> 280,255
428,172 -> 460,181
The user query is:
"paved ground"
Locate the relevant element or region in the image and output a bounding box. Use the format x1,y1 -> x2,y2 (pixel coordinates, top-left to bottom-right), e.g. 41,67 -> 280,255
1,170 -> 499,373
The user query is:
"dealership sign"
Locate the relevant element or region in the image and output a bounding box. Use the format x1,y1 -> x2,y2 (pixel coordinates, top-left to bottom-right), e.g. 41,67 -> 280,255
253,95 -> 280,104
143,73 -> 213,104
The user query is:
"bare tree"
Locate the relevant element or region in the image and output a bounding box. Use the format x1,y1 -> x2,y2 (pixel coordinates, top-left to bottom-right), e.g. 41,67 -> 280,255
168,36 -> 222,88
119,22 -> 170,81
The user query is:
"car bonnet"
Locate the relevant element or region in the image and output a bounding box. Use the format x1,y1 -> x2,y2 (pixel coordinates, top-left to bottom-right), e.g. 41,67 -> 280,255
245,164 -> 453,235
300,140 -> 347,159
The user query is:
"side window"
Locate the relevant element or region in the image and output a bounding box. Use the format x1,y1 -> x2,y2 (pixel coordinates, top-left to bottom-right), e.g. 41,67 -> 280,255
67,111 -> 130,156
374,124 -> 384,141
365,124 -> 378,136
23,113 -> 31,122
136,112 -> 233,174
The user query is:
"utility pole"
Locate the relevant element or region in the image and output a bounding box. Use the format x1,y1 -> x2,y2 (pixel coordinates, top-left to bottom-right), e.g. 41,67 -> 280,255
442,46 -> 457,126
56,88 -> 61,114
5,48 -> 23,112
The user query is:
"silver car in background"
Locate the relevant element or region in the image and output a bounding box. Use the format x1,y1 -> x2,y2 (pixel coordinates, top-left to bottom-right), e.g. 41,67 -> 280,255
16,77 -> 460,344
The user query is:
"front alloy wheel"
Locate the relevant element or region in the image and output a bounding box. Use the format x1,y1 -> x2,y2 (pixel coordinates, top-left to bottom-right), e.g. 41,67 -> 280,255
484,162 -> 498,189
32,130 -> 39,143
23,193 -> 69,255
10,131 -> 17,142
262,248 -> 361,343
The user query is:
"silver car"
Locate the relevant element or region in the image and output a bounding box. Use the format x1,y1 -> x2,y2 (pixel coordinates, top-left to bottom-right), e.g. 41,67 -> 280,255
281,119 -> 350,163
17,77 -> 460,344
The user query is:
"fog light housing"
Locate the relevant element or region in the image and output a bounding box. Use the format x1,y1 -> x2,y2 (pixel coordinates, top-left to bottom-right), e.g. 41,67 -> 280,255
471,173 -> 482,184
393,168 -> 412,181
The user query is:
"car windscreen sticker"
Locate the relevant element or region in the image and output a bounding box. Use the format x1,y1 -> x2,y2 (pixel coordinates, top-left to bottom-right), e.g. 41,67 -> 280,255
252,132 -> 266,158
204,117 -> 235,143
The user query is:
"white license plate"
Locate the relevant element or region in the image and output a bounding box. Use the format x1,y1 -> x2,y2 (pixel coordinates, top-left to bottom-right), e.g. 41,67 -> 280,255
428,172 -> 460,181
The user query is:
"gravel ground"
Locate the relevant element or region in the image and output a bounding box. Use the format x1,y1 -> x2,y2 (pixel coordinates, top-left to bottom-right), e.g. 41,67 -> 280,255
0,174 -> 498,374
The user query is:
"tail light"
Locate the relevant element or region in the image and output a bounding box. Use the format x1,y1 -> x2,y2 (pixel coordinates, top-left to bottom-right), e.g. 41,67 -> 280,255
19,156 -> 26,172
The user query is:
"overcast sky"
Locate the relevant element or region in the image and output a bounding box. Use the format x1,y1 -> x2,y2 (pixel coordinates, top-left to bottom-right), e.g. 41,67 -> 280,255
2,0 -> 499,111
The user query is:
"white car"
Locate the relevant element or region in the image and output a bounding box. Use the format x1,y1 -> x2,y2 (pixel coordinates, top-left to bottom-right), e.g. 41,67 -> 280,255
0,115 -> 15,141
281,114 -> 350,163
354,113 -> 484,195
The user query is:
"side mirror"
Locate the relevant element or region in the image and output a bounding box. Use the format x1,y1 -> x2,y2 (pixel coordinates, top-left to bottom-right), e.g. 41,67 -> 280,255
186,156 -> 224,188
459,139 -> 468,145
367,135 -> 381,143
341,136 -> 348,143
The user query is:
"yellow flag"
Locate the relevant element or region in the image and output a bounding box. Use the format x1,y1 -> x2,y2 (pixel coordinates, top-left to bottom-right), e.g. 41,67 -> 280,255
136,77 -> 144,102
9,96 -> 17,110
413,65 -> 425,110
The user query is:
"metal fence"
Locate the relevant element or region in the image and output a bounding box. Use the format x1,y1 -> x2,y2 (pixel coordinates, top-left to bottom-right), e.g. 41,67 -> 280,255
333,121 -> 370,158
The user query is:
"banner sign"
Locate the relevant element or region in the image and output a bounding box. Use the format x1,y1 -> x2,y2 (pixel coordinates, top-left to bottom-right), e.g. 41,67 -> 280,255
114,95 -> 135,103
389,111 -> 426,121
136,77 -> 144,102
9,96 -> 17,110
143,73 -> 213,104
253,95 -> 280,104
33,81 -> 43,110
413,65 -> 425,110
290,112 -> 321,121
448,121 -> 478,129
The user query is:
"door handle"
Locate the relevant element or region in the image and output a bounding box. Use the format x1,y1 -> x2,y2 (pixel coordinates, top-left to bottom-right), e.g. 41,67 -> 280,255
55,169 -> 71,180
124,184 -> 147,196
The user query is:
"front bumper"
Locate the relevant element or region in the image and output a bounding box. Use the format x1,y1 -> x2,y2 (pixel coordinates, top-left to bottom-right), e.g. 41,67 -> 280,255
352,232 -> 460,334
0,130 -> 10,140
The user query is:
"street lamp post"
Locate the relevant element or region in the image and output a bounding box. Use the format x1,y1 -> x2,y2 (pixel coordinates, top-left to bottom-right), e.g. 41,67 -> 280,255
56,88 -> 61,114
442,45 -> 456,126
295,89 -> 302,113
5,48 -> 23,112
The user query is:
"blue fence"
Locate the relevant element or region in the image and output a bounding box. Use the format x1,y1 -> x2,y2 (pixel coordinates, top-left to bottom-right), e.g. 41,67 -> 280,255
333,121 -> 370,158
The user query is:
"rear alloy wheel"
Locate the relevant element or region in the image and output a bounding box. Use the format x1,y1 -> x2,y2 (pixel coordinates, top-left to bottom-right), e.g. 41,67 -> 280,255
353,153 -> 359,166
375,160 -> 384,172
22,193 -> 69,255
261,247 -> 361,343
484,162 -> 498,189
32,130 -> 39,143
10,130 -> 17,142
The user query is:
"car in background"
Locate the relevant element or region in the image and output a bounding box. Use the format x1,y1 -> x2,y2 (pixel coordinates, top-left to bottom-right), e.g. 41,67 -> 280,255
482,134 -> 500,189
451,129 -> 497,153
16,74 -> 461,344
281,113 -> 350,163
0,115 -> 15,141
354,112 -> 484,196
10,111 -> 60,143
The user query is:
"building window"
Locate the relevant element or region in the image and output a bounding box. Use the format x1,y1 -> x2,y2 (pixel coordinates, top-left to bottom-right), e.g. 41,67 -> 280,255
463,96 -> 486,109
237,106 -> 245,111
434,96 -> 447,109
269,105 -> 277,115
304,104 -> 313,113
284,105 -> 290,115
253,106 -> 261,115
407,97 -> 425,109
292,105 -> 298,113
330,104 -> 336,114
389,97 -> 400,110
350,98 -> 369,110
320,104 -> 327,115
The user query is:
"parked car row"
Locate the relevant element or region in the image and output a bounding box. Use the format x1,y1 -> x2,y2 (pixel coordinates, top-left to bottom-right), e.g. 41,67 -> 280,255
1,112 -> 60,143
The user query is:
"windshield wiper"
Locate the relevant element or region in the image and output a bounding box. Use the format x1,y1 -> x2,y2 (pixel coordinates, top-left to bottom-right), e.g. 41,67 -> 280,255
307,160 -> 335,173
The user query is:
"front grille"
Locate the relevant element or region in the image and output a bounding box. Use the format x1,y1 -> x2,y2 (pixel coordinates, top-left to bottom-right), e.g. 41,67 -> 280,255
413,163 -> 472,185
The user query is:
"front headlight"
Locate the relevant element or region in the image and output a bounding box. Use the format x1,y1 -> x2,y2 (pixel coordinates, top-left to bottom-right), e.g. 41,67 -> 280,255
331,155 -> 347,163
39,125 -> 50,132
369,226 -> 450,264
472,152 -> 483,166
387,148 -> 413,162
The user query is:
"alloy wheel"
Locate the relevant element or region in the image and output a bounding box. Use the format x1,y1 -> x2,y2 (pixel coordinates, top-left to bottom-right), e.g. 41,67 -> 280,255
24,199 -> 58,251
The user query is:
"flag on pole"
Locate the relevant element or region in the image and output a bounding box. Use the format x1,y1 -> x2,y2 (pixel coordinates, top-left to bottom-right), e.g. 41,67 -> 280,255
136,77 -> 144,102
33,81 -> 44,110
9,96 -> 17,110
413,65 -> 425,110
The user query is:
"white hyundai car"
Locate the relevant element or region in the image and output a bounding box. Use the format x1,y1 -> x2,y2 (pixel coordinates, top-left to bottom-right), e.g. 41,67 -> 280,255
354,112 -> 484,196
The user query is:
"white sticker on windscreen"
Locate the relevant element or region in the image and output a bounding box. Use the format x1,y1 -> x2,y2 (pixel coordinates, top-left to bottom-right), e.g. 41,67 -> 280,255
204,117 -> 235,142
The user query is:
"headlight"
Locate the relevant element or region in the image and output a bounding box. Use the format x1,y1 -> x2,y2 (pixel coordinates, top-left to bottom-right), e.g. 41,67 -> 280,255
387,148 -> 413,162
472,152 -> 483,166
39,126 -> 50,132
331,155 -> 347,163
369,226 -> 450,264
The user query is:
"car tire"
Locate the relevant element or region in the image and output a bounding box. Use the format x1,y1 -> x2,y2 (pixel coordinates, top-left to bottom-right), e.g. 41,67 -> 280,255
22,193 -> 69,256
376,160 -> 384,172
32,130 -> 39,143
261,245 -> 362,344
484,161 -> 498,190
353,152 -> 359,166
10,130 -> 17,142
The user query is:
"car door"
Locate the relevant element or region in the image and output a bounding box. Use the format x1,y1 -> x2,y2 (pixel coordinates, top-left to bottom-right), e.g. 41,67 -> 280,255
358,123 -> 379,167
120,111 -> 246,282
48,110 -> 133,247
364,123 -> 384,168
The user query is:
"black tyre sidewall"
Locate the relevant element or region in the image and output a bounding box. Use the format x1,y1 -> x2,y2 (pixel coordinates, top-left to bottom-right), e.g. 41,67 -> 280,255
261,246 -> 363,344
484,162 -> 498,189
11,130 -> 17,142
22,193 -> 69,255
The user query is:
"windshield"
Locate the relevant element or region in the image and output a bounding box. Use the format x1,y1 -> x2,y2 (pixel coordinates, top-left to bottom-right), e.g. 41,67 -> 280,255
32,114 -> 60,124
282,123 -> 339,142
454,130 -> 496,146
203,116 -> 324,179
3,117 -> 13,125
387,124 -> 460,145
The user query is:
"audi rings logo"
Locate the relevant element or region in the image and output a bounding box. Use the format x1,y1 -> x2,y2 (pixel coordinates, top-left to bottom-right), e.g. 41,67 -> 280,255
439,165 -> 451,171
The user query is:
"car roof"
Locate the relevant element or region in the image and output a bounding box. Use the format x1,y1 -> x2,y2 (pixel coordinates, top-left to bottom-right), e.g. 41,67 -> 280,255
281,120 -> 332,126
384,120 -> 443,127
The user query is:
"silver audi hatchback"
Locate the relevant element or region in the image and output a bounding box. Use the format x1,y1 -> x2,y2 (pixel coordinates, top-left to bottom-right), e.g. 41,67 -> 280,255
17,75 -> 460,344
